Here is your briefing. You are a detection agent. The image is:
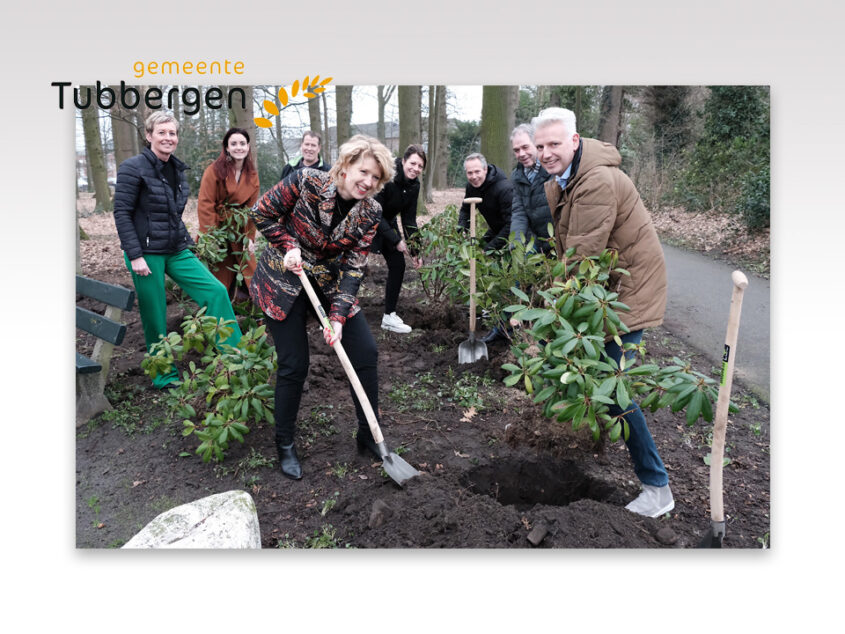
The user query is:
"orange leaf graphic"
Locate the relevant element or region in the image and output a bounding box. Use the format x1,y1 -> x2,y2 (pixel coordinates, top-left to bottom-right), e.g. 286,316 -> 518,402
320,77 -> 333,86
277,86 -> 289,106
292,80 -> 300,96
254,117 -> 273,128
263,100 -> 279,116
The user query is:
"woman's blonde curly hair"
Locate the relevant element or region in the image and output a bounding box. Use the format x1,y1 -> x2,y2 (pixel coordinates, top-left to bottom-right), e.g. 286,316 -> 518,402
329,134 -> 395,194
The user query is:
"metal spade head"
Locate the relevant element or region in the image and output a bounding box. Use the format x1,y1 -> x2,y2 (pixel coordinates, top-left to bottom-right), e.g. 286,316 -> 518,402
377,442 -> 421,487
458,332 -> 488,364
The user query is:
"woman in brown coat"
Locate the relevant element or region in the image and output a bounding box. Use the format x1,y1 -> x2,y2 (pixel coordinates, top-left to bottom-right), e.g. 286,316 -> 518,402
197,127 -> 260,302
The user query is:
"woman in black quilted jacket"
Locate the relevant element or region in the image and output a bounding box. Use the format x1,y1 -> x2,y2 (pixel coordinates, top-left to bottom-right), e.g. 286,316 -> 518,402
372,145 -> 426,334
113,111 -> 242,388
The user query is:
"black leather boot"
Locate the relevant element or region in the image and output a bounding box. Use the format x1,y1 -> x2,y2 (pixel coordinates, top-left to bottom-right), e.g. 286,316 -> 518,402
356,425 -> 383,461
276,441 -> 302,480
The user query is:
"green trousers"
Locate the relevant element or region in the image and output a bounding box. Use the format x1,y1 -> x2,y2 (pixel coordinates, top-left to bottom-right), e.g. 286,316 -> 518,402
125,249 -> 243,387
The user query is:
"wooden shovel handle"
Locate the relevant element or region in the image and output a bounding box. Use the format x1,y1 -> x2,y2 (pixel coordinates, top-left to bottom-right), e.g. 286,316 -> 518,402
463,197 -> 482,334
295,270 -> 384,444
710,270 -> 748,523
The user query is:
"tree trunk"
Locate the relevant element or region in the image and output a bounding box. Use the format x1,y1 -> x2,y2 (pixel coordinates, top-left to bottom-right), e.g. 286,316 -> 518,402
423,85 -> 436,203
377,85 -> 395,143
321,92 -> 331,161
81,92 -> 112,212
433,85 -> 448,189
480,85 -> 516,172
134,87 -> 150,150
598,85 -> 624,147
398,85 -> 421,156
335,85 -> 353,146
308,90 -> 322,140
110,97 -> 138,170
574,86 -> 583,129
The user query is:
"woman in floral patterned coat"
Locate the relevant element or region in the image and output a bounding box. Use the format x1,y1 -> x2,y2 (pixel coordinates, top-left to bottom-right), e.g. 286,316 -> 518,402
249,135 -> 394,480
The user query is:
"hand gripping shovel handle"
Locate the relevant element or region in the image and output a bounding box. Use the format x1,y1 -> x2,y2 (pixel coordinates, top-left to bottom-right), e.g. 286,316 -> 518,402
295,270 -> 384,445
709,271 -> 748,533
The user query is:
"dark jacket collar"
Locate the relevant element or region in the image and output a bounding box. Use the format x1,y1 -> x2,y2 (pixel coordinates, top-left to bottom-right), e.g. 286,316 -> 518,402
142,146 -> 188,173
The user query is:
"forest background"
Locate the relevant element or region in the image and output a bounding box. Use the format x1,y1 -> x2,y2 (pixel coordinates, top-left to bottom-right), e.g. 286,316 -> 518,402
75,84 -> 770,276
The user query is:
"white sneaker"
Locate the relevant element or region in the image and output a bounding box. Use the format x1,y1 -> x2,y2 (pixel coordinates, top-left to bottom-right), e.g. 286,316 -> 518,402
381,312 -> 412,334
625,484 -> 675,518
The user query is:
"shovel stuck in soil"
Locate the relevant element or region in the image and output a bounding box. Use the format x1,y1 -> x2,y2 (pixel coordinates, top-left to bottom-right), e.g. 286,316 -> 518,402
699,270 -> 748,548
458,197 -> 488,364
296,270 -> 421,487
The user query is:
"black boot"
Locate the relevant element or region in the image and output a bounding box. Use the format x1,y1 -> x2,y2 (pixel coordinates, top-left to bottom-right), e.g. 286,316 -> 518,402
356,425 -> 383,462
276,441 -> 302,480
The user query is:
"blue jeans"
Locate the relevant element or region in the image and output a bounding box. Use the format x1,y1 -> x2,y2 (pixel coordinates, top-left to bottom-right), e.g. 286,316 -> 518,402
605,330 -> 669,487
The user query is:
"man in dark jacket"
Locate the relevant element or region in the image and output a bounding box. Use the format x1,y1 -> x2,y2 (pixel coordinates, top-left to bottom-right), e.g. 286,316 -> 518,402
533,106 -> 672,518
457,153 -> 512,251
457,153 -> 513,343
509,123 -> 554,254
279,131 -> 331,181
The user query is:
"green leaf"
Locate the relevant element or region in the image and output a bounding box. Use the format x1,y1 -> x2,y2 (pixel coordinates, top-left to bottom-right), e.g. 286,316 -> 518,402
561,371 -> 577,385
571,402 -> 586,426
229,425 -> 243,443
510,286 -> 530,302
519,308 -> 551,322
533,386 -> 557,404
701,390 -> 714,422
503,374 -> 522,387
615,380 -> 631,410
671,384 -> 697,412
597,376 -> 617,397
686,389 -> 704,425
640,391 -> 660,412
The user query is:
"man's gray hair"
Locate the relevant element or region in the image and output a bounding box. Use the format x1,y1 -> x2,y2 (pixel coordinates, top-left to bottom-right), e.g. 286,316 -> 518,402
532,107 -> 578,136
510,123 -> 535,142
464,152 -> 487,169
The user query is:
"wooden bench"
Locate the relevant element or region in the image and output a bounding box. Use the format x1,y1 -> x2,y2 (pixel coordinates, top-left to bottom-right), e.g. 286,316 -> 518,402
76,275 -> 135,426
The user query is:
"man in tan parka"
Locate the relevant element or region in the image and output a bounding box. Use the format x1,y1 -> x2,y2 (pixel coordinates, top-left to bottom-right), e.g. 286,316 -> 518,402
532,107 -> 673,518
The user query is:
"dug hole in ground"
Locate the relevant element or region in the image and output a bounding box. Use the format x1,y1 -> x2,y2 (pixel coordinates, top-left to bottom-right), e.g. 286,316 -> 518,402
75,190 -> 770,549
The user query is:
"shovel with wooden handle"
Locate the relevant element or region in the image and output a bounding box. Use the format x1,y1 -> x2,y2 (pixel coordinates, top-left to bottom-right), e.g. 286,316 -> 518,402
699,270 -> 748,548
295,269 -> 421,487
458,197 -> 488,364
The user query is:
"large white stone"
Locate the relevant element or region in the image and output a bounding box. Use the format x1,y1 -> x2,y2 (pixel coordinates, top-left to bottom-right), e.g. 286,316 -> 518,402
123,490 -> 261,549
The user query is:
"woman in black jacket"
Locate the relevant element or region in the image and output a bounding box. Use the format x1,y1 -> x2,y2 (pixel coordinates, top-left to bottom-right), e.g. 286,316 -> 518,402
372,145 -> 426,334
113,111 -> 242,388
